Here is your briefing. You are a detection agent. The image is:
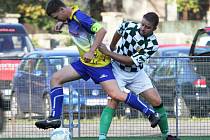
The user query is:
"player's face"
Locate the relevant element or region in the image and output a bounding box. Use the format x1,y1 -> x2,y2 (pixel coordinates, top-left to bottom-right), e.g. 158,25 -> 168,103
139,18 -> 155,37
51,7 -> 68,22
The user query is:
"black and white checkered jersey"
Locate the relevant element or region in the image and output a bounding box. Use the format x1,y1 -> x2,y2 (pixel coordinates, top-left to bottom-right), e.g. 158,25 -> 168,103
114,20 -> 159,72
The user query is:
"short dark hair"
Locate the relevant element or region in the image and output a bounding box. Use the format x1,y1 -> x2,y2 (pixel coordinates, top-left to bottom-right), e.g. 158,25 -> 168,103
143,12 -> 159,27
45,0 -> 66,16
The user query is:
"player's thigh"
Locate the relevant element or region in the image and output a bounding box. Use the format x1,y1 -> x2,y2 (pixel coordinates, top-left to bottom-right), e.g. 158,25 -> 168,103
106,79 -> 126,108
106,73 -> 126,108
100,79 -> 126,101
53,64 -> 81,84
141,88 -> 161,106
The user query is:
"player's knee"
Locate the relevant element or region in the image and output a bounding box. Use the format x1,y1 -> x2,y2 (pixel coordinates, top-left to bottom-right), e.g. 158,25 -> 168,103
107,99 -> 118,109
51,72 -> 63,86
108,92 -> 119,101
109,94 -> 117,100
152,98 -> 162,107
151,90 -> 162,106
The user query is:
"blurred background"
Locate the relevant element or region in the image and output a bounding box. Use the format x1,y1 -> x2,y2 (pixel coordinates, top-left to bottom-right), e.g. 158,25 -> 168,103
0,0 -> 210,49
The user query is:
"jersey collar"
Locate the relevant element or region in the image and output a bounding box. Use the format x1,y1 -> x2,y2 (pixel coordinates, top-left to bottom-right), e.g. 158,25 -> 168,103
69,5 -> 79,20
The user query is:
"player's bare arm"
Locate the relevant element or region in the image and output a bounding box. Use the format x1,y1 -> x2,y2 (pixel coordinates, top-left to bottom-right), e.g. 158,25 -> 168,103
84,27 -> 107,62
99,44 -> 133,66
110,31 -> 121,51
54,21 -> 63,31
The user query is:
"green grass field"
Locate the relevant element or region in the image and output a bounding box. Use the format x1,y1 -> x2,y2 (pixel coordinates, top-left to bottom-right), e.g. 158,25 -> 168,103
1,136 -> 210,140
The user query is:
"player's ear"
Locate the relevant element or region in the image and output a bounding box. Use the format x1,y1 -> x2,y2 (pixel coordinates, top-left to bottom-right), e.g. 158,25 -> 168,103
59,7 -> 65,13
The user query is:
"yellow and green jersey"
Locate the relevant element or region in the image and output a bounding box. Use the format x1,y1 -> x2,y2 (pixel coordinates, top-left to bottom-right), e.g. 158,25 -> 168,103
67,6 -> 110,67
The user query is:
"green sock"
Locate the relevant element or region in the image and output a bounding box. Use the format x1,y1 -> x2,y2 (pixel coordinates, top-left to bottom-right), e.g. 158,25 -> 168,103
154,103 -> 169,137
99,106 -> 115,140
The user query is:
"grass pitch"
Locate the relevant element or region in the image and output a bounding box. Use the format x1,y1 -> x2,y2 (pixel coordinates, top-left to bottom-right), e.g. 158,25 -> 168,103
1,136 -> 210,140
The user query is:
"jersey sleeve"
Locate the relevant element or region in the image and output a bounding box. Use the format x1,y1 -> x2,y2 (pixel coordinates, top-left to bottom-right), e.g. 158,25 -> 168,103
74,10 -> 102,33
131,36 -> 159,66
91,22 -> 102,33
116,21 -> 128,35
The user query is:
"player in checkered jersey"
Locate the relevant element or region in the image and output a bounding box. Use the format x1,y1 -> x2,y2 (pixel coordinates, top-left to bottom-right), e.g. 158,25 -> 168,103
98,12 -> 179,140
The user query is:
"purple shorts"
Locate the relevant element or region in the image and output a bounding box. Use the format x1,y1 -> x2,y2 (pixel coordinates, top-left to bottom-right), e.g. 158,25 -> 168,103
71,60 -> 115,84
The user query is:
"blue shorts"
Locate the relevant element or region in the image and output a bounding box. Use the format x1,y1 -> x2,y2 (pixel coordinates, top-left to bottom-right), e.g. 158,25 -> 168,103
71,60 -> 115,84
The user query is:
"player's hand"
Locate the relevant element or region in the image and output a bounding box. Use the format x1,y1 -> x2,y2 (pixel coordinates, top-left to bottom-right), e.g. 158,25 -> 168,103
54,21 -> 64,32
98,44 -> 109,55
83,51 -> 95,63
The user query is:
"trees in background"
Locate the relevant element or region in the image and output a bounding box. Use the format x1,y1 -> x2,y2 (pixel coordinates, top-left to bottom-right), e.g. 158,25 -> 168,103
168,0 -> 209,20
0,0 -> 209,33
0,0 -> 89,33
0,0 -> 53,33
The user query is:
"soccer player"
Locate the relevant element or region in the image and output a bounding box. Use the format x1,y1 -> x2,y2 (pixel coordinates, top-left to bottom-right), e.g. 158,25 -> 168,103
98,12 -> 179,140
35,0 -> 160,130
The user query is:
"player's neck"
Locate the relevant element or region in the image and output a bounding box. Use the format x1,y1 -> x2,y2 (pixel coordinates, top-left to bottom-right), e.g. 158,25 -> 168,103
66,7 -> 72,16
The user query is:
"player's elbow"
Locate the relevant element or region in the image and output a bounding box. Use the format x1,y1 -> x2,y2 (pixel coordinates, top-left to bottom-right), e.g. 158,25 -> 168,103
99,27 -> 107,34
123,59 -> 134,66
